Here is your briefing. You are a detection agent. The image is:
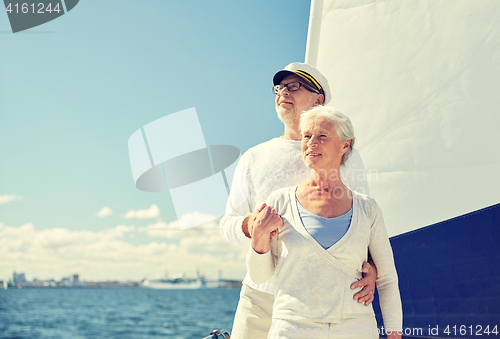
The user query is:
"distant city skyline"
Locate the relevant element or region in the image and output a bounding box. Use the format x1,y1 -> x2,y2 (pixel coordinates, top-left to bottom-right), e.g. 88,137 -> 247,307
3,269 -> 241,290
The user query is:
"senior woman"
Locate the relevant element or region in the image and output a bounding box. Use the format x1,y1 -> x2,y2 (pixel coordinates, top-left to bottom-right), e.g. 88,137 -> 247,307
246,106 -> 402,338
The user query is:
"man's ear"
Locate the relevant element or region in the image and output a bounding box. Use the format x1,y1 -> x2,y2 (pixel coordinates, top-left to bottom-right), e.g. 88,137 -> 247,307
315,94 -> 324,106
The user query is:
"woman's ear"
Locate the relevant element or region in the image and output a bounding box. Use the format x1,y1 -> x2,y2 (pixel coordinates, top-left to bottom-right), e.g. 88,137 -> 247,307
342,139 -> 351,153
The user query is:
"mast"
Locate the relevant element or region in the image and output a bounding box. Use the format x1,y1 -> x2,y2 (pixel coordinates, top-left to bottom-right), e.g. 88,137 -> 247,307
305,0 -> 324,67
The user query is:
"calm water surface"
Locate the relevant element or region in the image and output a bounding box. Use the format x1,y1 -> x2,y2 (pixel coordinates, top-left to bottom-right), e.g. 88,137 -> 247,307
0,288 -> 240,339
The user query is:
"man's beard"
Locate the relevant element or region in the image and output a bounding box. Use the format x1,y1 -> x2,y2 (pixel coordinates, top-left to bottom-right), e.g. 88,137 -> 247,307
276,94 -> 317,129
276,107 -> 299,129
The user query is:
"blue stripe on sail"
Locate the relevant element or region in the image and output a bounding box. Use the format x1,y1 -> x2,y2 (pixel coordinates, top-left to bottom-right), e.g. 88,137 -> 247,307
373,203 -> 500,338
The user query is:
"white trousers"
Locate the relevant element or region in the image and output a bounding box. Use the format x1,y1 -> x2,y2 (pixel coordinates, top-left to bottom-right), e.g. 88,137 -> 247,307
230,284 -> 274,339
230,285 -> 379,339
268,317 -> 379,339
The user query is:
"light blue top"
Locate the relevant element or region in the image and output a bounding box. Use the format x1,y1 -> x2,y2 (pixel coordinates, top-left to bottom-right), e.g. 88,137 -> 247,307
296,197 -> 352,249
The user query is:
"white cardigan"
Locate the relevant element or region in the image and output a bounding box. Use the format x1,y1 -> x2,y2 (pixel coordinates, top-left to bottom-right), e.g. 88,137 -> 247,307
220,137 -> 370,293
247,187 -> 402,331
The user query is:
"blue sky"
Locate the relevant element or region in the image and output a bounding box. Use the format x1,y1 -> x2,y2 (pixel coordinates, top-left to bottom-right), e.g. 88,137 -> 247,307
0,0 -> 311,281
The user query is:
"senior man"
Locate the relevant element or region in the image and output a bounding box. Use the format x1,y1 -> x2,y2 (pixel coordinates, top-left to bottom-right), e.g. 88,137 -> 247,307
220,62 -> 376,339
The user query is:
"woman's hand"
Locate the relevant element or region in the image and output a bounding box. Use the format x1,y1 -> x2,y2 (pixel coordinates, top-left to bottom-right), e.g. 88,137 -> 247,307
243,203 -> 267,238
251,206 -> 282,254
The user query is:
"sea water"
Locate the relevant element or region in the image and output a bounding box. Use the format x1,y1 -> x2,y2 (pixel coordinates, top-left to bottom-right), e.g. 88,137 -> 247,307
0,288 -> 240,338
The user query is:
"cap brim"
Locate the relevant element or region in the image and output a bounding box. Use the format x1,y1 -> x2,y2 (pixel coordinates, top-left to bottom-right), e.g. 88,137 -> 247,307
273,70 -> 293,86
273,70 -> 315,87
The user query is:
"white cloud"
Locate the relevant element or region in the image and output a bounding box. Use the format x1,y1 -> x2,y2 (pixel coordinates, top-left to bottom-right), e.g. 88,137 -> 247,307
96,206 -> 113,217
178,211 -> 219,229
0,194 -> 22,205
123,204 -> 160,219
140,212 -> 220,239
0,219 -> 246,282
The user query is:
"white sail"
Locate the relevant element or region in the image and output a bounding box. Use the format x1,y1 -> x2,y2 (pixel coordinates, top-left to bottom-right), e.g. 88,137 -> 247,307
306,0 -> 500,236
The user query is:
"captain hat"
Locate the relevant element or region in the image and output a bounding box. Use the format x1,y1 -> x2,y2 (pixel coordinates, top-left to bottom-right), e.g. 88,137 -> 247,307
273,62 -> 331,105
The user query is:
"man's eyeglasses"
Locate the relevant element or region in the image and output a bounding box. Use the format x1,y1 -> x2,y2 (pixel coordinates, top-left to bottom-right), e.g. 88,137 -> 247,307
272,81 -> 320,95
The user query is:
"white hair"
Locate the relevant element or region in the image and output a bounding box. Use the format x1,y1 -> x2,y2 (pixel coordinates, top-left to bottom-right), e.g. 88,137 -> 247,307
299,106 -> 355,165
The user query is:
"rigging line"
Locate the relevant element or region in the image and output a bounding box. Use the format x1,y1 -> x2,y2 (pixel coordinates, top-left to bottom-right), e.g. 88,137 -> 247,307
322,0 -> 338,21
467,252 -> 500,285
358,31 -> 500,152
323,0 -> 394,19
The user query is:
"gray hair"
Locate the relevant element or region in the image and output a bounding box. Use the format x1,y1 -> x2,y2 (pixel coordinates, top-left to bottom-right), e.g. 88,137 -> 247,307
299,106 -> 355,165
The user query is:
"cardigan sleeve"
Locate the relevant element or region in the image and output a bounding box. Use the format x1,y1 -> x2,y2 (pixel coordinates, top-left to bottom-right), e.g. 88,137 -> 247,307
246,246 -> 276,285
245,189 -> 285,285
368,201 -> 403,333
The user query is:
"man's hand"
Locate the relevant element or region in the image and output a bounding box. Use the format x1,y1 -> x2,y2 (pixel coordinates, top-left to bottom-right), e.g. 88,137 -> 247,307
387,330 -> 402,339
242,203 -> 267,238
350,261 -> 377,305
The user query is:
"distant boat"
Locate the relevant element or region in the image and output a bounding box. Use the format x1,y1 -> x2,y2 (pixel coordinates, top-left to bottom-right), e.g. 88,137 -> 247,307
142,277 -> 206,290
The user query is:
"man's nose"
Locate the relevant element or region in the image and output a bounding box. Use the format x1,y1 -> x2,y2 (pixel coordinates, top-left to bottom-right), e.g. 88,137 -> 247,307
278,85 -> 291,95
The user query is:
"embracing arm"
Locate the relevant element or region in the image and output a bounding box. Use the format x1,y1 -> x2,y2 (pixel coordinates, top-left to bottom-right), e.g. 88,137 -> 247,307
350,254 -> 377,305
219,154 -> 253,247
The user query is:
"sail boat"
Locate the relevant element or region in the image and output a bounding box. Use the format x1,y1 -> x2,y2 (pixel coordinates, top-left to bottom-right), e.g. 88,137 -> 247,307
305,0 -> 500,337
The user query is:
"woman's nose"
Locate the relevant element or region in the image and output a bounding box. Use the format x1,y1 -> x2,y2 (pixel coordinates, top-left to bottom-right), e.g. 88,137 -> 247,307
308,137 -> 318,147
